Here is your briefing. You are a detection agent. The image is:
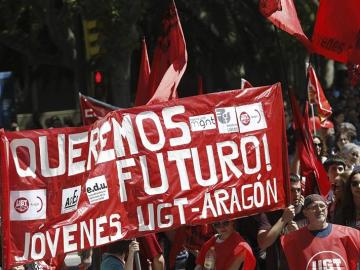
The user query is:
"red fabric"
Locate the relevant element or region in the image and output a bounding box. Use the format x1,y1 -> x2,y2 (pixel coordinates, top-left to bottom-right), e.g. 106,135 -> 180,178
135,38 -> 151,106
241,78 -> 253,89
196,232 -> 256,270
289,92 -> 330,197
260,0 -> 311,49
138,234 -> 162,268
147,0 -> 187,104
308,116 -> 334,133
281,224 -> 360,270
312,0 -> 360,64
259,0 -> 282,17
307,65 -> 332,122
79,93 -> 119,125
1,83 -> 290,267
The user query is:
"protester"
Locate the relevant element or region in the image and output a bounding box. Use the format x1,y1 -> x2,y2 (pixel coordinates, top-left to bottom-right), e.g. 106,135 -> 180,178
341,166 -> 360,229
195,220 -> 256,270
335,131 -> 351,152
340,143 -> 360,169
313,135 -> 327,163
281,194 -> 360,270
256,174 -> 305,269
323,156 -> 346,185
329,171 -> 350,223
100,240 -> 139,270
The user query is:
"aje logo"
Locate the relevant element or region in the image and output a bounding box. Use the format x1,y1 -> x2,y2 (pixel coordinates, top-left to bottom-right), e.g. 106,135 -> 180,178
61,186 -> 81,214
189,114 -> 216,131
306,251 -> 347,270
236,102 -> 267,133
10,189 -> 46,221
215,107 -> 239,133
86,175 -> 109,204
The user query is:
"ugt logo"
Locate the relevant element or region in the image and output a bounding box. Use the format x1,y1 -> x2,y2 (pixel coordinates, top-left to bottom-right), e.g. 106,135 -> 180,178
216,108 -> 231,124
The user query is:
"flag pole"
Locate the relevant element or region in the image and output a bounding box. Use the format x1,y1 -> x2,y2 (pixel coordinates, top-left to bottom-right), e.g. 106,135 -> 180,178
310,103 -> 317,136
306,57 -> 317,136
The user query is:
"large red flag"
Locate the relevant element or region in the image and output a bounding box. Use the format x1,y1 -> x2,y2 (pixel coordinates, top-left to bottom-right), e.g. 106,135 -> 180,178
312,0 -> 360,64
290,92 -> 330,197
259,0 -> 311,49
79,93 -> 119,125
147,0 -> 187,104
307,65 -> 332,122
135,38 -> 151,106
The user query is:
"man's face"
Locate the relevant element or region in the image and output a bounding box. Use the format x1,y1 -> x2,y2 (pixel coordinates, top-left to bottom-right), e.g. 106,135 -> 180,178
290,181 -> 301,206
327,163 -> 345,183
303,200 -> 328,226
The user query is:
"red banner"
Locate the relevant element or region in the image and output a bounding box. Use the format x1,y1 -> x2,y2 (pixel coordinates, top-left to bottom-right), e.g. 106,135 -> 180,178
79,93 -> 119,125
1,84 -> 289,268
312,0 -> 360,64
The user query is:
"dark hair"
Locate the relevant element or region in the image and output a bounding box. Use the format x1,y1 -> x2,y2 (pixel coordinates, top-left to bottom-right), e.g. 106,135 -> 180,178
323,155 -> 346,171
289,174 -> 300,183
341,166 -> 360,224
313,135 -> 327,158
106,240 -> 132,255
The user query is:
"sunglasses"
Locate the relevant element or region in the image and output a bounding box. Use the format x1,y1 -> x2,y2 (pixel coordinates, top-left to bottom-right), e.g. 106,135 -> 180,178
351,181 -> 360,187
213,221 -> 230,228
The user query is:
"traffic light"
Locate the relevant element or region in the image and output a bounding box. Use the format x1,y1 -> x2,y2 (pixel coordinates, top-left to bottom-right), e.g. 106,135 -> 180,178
83,20 -> 101,60
93,70 -> 106,99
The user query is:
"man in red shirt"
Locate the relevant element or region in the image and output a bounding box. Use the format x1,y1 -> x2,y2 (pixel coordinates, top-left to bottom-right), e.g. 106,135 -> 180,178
281,194 -> 360,270
195,220 -> 255,270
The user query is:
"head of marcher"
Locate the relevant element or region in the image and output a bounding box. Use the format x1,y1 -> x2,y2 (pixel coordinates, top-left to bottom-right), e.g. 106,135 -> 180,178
303,194 -> 328,230
324,156 -> 346,184
289,174 -> 302,207
212,220 -> 235,240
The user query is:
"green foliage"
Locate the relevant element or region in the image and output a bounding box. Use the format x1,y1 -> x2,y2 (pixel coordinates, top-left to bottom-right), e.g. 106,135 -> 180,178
0,0 -> 318,107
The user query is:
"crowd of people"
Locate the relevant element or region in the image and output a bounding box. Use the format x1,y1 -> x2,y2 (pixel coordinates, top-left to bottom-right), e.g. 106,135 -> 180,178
3,72 -> 360,270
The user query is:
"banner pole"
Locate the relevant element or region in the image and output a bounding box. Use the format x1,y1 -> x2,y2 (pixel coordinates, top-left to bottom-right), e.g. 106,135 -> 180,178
310,103 -> 317,136
133,238 -> 141,270
0,130 -> 11,270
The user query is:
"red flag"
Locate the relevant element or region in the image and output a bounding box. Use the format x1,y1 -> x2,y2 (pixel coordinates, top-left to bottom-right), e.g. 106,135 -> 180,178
147,0 -> 187,104
241,78 -> 253,89
307,65 -> 332,122
79,93 -> 119,125
289,92 -> 330,197
197,75 -> 204,95
135,38 -> 151,106
312,0 -> 360,64
259,0 -> 311,49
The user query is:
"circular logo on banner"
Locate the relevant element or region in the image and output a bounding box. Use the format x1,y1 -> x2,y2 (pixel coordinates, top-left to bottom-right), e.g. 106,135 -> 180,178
240,112 -> 251,125
305,251 -> 348,270
14,197 -> 29,213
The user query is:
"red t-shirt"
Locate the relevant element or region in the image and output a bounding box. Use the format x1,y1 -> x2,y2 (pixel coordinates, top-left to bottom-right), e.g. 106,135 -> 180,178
196,232 -> 255,270
281,224 -> 360,270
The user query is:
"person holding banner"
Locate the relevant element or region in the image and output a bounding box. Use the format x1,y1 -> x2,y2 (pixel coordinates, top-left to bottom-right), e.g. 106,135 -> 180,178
100,240 -> 140,270
194,220 -> 255,270
281,194 -> 360,270
256,174 -> 306,270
